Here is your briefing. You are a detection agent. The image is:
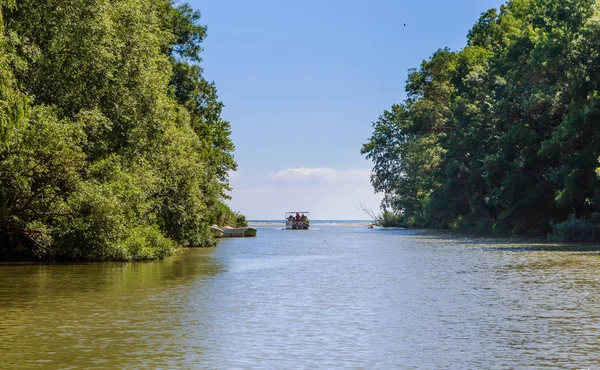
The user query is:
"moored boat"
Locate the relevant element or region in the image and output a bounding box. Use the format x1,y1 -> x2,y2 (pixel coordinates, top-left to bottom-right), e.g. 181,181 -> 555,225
244,227 -> 257,237
221,226 -> 257,237
211,225 -> 224,238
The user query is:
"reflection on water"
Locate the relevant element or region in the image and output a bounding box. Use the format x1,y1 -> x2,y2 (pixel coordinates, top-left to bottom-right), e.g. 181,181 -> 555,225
1,227 -> 600,368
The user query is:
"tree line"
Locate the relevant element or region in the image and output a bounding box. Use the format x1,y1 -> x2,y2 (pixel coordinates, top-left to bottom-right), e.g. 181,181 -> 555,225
362,0 -> 600,239
0,0 -> 244,260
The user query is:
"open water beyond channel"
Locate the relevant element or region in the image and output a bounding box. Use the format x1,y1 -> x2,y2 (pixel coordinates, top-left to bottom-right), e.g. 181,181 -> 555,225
2,225 -> 600,369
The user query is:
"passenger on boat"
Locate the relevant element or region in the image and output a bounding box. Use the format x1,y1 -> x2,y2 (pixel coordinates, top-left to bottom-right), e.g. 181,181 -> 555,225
295,213 -> 300,221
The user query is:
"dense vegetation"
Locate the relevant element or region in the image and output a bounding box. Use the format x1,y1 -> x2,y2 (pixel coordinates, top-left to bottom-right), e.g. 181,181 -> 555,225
362,0 -> 600,239
0,0 -> 244,260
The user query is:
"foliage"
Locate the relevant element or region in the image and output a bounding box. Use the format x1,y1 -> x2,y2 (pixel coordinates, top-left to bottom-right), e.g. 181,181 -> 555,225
211,202 -> 247,228
357,203 -> 404,227
377,211 -> 404,228
0,0 -> 240,260
549,214 -> 598,242
362,0 -> 600,238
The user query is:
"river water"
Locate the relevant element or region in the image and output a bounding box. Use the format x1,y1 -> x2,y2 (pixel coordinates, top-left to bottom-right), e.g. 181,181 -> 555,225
2,225 -> 600,369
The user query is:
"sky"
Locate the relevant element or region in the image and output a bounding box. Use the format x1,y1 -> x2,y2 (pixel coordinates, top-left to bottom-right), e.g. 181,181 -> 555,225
189,0 -> 505,220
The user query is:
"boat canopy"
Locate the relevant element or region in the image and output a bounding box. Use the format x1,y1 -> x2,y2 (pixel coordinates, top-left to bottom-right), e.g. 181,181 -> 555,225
285,212 -> 310,218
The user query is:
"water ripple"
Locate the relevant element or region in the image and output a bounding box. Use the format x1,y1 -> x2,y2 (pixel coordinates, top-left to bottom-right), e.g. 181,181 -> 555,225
2,227 -> 600,368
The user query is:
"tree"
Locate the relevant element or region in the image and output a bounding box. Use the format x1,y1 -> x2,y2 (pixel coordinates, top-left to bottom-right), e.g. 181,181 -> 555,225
363,0 -> 600,235
0,0 -> 242,260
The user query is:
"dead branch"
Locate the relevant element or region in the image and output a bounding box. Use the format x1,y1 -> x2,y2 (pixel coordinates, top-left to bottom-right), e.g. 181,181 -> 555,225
356,202 -> 382,224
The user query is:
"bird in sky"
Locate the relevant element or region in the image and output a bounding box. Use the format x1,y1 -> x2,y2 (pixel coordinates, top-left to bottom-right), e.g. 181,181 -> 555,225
404,23 -> 407,26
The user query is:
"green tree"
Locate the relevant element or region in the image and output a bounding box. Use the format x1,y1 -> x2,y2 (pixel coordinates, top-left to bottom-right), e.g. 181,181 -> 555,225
0,0 -> 242,260
363,0 -> 600,237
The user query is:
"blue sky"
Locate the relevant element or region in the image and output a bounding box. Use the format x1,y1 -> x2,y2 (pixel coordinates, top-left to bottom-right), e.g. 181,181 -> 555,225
190,0 -> 505,220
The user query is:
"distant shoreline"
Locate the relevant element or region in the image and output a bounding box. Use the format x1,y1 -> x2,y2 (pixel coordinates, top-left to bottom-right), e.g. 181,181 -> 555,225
248,220 -> 373,227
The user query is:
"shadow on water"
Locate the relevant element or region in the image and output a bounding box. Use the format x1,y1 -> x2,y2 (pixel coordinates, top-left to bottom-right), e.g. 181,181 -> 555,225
489,244 -> 600,253
0,248 -> 225,308
0,248 -> 227,369
367,227 -> 600,253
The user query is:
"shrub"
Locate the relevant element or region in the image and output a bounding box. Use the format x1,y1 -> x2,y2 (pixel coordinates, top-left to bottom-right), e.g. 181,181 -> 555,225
211,202 -> 246,227
378,211 -> 404,227
235,213 -> 247,227
549,214 -> 598,242
122,226 -> 179,260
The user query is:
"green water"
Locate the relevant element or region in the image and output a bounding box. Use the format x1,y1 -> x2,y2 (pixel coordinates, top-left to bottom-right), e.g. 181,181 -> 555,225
2,226 -> 600,368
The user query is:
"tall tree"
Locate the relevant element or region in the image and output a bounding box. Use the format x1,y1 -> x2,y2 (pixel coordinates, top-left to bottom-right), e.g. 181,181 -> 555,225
363,0 -> 600,234
0,0 -> 243,260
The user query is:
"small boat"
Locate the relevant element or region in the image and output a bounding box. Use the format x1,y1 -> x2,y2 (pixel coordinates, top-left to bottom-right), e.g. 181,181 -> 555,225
285,211 -> 310,230
211,225 -> 224,238
244,227 -> 257,237
221,226 -> 257,237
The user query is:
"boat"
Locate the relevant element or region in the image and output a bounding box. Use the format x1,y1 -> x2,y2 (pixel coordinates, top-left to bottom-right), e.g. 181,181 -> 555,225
244,227 -> 257,237
211,225 -> 224,238
285,211 -> 310,230
221,226 -> 257,237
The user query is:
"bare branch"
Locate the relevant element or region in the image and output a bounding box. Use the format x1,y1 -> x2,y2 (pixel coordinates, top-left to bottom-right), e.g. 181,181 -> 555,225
356,202 -> 382,224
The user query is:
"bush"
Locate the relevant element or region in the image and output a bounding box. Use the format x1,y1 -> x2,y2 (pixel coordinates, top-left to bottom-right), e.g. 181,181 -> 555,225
235,213 -> 247,227
378,211 -> 404,227
211,202 -> 247,227
122,226 -> 179,260
549,214 -> 598,242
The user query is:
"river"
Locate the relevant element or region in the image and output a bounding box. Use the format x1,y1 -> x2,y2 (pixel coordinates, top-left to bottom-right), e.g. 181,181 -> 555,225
2,225 -> 600,368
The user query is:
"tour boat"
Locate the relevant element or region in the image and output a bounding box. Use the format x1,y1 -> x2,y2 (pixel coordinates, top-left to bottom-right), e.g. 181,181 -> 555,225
285,211 -> 310,230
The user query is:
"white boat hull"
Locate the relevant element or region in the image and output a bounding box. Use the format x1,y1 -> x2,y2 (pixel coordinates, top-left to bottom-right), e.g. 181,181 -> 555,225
286,220 -> 309,230
223,227 -> 247,237
220,227 -> 257,237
